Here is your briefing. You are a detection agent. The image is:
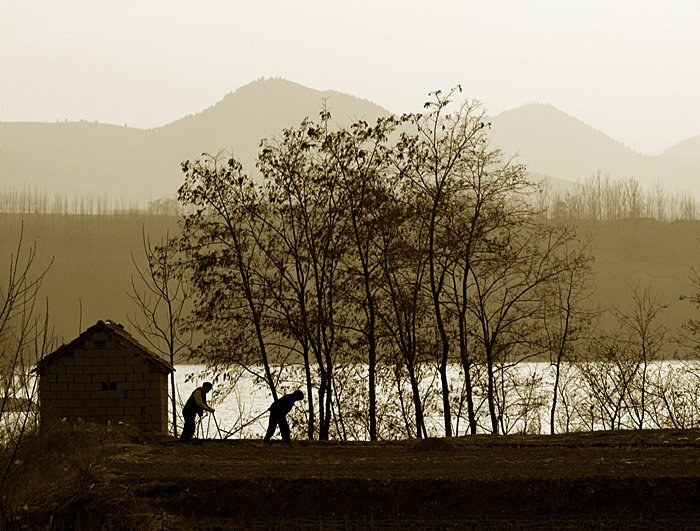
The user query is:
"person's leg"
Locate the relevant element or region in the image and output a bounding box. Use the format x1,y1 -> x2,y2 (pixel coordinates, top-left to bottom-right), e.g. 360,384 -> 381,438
279,417 -> 290,441
180,410 -> 196,442
264,413 -> 278,442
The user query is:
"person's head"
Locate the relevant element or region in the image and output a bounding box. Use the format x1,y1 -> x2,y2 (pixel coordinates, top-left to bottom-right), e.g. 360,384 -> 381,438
202,382 -> 213,393
292,390 -> 304,401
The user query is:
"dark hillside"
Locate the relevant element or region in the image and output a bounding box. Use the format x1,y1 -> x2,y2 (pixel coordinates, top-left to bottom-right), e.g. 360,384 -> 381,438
3,213 -> 699,345
579,218 -> 700,334
0,213 -> 179,342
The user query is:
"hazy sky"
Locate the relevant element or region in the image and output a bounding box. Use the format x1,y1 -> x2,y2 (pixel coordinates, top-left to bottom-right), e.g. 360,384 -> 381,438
2,1 -> 699,155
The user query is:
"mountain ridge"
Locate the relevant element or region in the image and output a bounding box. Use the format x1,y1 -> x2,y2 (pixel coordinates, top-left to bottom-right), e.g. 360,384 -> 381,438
1,78 -> 699,200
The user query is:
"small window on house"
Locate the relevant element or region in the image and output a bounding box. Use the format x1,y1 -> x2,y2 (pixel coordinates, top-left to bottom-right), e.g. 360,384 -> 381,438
110,382 -> 117,391
101,382 -> 108,391
95,340 -> 106,349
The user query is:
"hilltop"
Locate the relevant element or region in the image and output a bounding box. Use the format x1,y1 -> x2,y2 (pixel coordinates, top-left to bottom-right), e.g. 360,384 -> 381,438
0,78 -> 389,200
2,78 -> 700,201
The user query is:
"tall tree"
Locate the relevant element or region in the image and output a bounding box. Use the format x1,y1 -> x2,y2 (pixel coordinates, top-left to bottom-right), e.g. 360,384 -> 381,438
258,117 -> 348,440
397,87 -> 494,436
375,187 -> 431,438
321,116 -> 398,440
469,222 -> 583,433
440,139 -> 531,435
178,154 -> 279,401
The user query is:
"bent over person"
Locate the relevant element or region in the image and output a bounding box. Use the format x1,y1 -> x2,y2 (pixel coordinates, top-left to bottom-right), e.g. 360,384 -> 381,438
264,390 -> 304,442
179,381 -> 215,443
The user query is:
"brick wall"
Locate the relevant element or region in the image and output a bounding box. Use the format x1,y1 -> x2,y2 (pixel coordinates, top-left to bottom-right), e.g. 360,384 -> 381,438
38,328 -> 170,433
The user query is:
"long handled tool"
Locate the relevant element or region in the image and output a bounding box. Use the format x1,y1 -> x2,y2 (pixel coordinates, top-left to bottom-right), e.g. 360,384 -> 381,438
212,412 -> 223,439
217,409 -> 269,439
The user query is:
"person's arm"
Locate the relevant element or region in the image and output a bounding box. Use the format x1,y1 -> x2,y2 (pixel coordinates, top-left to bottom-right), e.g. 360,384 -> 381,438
194,389 -> 215,412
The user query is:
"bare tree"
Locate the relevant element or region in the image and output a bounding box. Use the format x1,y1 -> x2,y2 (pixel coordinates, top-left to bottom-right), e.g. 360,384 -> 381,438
469,223 -> 583,433
577,337 -> 629,430
322,116 -> 398,441
397,87 -> 497,437
538,236 -> 595,434
128,227 -> 192,437
258,117 -> 349,440
613,285 -> 668,429
375,189 -> 431,438
0,228 -> 52,517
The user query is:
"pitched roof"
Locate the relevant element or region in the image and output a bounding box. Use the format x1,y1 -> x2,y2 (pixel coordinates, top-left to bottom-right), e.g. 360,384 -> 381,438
33,319 -> 175,374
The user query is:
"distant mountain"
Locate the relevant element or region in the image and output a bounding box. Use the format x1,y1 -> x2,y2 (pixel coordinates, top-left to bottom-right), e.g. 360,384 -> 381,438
661,134 -> 700,161
489,104 -> 649,180
149,78 -> 389,177
0,78 -> 389,201
488,103 -> 700,194
2,79 -> 700,201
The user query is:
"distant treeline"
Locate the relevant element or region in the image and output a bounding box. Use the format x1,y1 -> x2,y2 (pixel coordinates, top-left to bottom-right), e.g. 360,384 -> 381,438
537,172 -> 700,222
0,186 -> 181,216
5,174 -> 698,221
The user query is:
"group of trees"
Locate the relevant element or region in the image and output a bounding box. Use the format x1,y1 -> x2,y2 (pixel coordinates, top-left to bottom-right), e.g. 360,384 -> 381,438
0,186 -> 178,216
169,89 -> 596,439
537,172 -> 700,222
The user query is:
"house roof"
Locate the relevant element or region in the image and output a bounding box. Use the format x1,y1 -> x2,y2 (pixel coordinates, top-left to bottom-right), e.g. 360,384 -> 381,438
33,319 -> 175,374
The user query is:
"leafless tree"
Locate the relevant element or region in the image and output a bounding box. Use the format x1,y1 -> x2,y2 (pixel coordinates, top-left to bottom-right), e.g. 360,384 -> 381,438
0,228 -> 52,517
613,285 -> 668,429
469,222 -> 583,434
538,235 -> 595,434
128,227 -> 192,437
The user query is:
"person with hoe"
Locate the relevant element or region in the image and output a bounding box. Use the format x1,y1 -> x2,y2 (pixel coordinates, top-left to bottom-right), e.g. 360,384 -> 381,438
264,390 -> 304,443
179,381 -> 215,443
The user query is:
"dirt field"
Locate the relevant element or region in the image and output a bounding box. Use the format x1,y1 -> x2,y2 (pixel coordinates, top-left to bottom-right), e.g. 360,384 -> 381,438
21,428 -> 700,529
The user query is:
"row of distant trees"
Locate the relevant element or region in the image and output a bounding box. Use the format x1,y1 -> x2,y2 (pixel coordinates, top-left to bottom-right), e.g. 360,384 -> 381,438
536,172 -> 700,222
5,174 -> 700,226
0,187 -> 180,216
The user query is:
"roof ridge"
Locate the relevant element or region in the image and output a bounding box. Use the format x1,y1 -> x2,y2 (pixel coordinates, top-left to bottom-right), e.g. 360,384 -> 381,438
33,319 -> 174,373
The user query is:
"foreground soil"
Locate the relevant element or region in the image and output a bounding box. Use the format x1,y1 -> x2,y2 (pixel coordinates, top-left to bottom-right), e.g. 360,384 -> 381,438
21,428 -> 700,529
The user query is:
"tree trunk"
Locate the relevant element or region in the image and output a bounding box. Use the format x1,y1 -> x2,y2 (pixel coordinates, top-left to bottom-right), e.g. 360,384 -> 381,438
407,363 -> 426,438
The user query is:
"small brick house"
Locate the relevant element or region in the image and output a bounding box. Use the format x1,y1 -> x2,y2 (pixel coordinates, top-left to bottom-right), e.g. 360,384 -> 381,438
33,319 -> 174,433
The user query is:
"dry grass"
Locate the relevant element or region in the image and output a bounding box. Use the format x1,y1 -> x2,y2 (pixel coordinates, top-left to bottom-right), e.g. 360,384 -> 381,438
2,420 -> 148,529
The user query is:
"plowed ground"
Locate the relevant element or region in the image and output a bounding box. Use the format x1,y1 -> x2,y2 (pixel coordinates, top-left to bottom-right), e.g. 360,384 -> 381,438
28,429 -> 700,529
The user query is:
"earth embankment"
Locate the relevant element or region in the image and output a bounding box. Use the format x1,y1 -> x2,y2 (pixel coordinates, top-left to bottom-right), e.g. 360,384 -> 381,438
19,429 -> 700,529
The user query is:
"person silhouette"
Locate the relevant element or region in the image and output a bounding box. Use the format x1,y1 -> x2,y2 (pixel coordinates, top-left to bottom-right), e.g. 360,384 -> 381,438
264,390 -> 304,442
179,382 -> 215,443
